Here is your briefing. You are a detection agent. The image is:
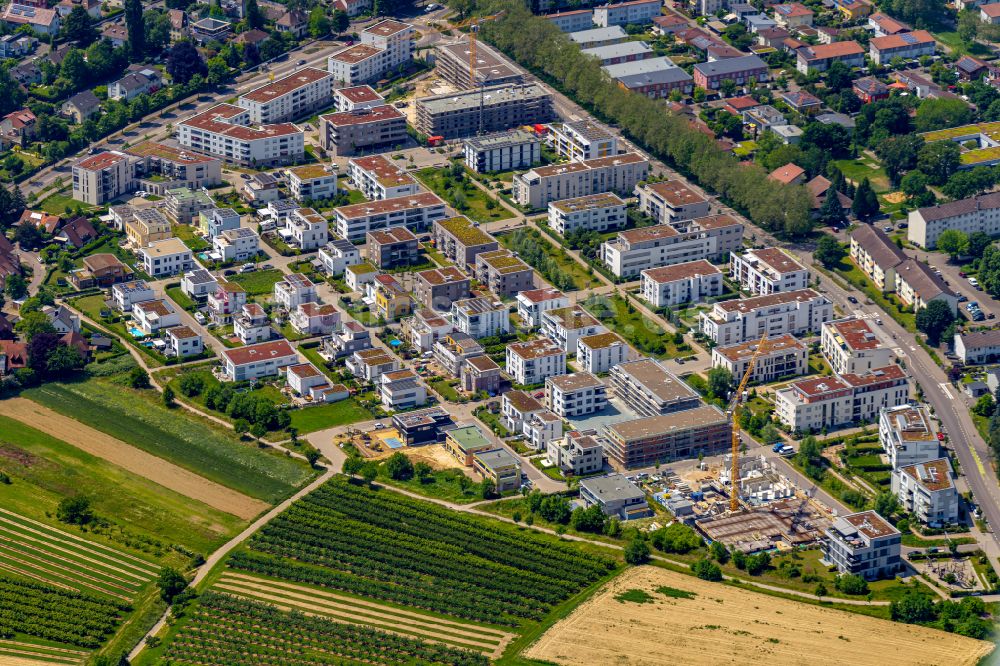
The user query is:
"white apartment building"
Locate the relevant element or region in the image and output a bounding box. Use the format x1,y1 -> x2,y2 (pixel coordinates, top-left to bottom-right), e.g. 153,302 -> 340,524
181,268 -> 218,300
380,368 -> 427,410
333,85 -> 384,112
516,287 -> 570,328
287,164 -> 338,202
451,297 -> 509,338
908,191 -> 1000,249
602,214 -> 744,278
547,429 -> 605,475
541,307 -> 607,353
220,340 -> 299,381
636,180 -> 711,225
513,152 -> 649,209
463,129 -> 541,173
285,207 -> 329,251
177,103 -> 304,166
850,224 -> 908,293
139,238 -> 194,277
711,334 -> 808,384
214,227 -> 260,263
348,155 -> 419,200
291,302 -> 340,335
730,247 -> 809,295
608,358 -> 701,417
577,331 -> 629,374
347,348 -> 399,382
132,299 -> 180,335
164,325 -> 204,358
775,365 -> 909,433
640,259 -> 723,308
318,238 -> 361,276
334,192 -> 447,242
523,411 -> 564,450
327,19 -> 413,85
274,273 -> 317,310
593,0 -> 662,26
546,372 -> 608,417
822,511 -> 902,580
699,288 -> 833,346
506,339 -> 567,386
72,151 -> 133,205
238,67 -> 333,124
112,280 -> 155,313
502,390 -> 546,435
548,192 -> 627,235
821,317 -> 894,375
892,458 -> 959,525
879,404 -> 940,470
547,120 -> 618,162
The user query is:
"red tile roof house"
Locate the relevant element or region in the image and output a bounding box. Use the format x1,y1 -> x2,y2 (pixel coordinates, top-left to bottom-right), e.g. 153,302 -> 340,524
853,77 -> 889,103
769,162 -> 806,185
780,90 -> 822,114
869,30 -> 936,65
795,40 -> 865,74
220,340 -> 299,381
724,95 -> 761,115
0,108 -> 37,147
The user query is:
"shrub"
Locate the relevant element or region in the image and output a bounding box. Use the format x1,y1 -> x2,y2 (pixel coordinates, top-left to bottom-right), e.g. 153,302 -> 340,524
691,559 -> 723,581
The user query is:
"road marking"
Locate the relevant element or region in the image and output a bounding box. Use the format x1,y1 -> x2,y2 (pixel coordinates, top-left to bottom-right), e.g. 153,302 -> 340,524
893,347 -> 906,357
968,443 -> 988,478
939,383 -> 954,400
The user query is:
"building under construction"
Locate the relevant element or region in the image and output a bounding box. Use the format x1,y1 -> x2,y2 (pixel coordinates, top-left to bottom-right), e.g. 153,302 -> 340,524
415,83 -> 555,139
719,454 -> 794,505
435,40 -> 526,90
697,498 -> 831,554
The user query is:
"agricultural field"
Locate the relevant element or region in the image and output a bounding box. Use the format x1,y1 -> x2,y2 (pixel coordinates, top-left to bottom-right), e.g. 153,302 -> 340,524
22,378 -> 315,504
525,566 -> 994,666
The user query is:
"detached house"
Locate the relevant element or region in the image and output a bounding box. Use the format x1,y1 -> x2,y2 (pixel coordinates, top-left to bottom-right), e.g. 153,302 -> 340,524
61,90 -> 101,124
109,68 -> 163,102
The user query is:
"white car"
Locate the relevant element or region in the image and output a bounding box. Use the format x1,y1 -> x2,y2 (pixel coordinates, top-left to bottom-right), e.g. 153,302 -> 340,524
969,277 -> 980,288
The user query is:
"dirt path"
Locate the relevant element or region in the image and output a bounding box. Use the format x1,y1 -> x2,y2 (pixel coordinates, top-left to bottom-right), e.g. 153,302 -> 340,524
3,398 -> 268,520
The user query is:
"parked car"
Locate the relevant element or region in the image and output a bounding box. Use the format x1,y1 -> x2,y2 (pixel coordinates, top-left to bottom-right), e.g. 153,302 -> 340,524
194,312 -> 206,324
847,296 -> 858,304
241,263 -> 256,273
224,269 -> 237,276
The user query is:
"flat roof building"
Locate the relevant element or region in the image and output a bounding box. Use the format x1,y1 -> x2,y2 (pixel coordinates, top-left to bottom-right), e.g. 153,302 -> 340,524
609,358 -> 700,417
415,83 -> 554,139
603,405 -> 730,469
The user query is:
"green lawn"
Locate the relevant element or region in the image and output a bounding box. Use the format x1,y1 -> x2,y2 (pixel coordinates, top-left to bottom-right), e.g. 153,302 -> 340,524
288,398 -> 372,434
497,227 -> 601,292
39,189 -> 94,215
166,286 -> 197,311
428,377 -> 464,402
230,269 -> 285,296
173,224 -> 211,251
0,414 -> 245,562
376,467 -> 484,504
414,166 -> 514,223
832,158 -> 890,193
422,242 -> 453,267
68,294 -> 167,368
23,378 -> 315,503
582,294 -> 690,358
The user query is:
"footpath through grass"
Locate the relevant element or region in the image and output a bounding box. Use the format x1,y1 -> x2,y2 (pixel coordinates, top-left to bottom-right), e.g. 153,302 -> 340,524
22,378 -> 315,503
414,166 -> 513,224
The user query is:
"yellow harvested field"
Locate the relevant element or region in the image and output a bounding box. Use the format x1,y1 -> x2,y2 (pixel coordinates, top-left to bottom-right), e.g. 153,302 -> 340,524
525,566 -> 994,666
3,398 -> 268,520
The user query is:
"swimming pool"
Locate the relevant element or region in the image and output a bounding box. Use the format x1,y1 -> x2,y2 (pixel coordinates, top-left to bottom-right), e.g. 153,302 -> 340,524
384,437 -> 404,449
129,327 -> 144,338
389,339 -> 402,347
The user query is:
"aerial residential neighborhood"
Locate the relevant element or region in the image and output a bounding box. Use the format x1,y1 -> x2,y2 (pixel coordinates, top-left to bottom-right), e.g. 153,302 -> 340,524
2,0 -> 1000,663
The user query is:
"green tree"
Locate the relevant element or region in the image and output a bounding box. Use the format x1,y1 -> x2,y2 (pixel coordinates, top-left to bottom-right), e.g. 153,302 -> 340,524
303,445 -> 321,466
967,231 -> 993,259
167,40 -> 207,84
342,456 -> 363,477
974,394 -> 996,418
15,311 -> 54,340
308,6 -> 331,37
14,222 -> 42,250
817,189 -> 845,226
691,558 -> 723,581
624,537 -> 650,565
56,496 -> 93,524
937,229 -> 969,260
958,9 -> 980,44
835,573 -> 869,595
162,385 -> 176,407
814,235 -> 846,268
890,590 -> 936,623
63,5 -> 97,46
245,0 -> 263,29
60,48 -> 90,90
124,0 -> 145,61
234,418 -> 250,438
915,300 -> 955,345
157,567 -> 187,602
249,422 -> 267,442
706,366 -> 733,401
4,273 -> 28,300
915,97 -> 974,133
710,540 -> 730,564
45,344 -> 83,376
128,367 -> 150,389
815,582 -> 828,597
206,56 -> 229,85
571,504 -> 606,533
873,491 -> 900,518
360,461 -> 379,484
383,451 -> 414,480
413,461 -> 432,481
851,179 -> 880,220
332,9 -> 349,33
918,138 -> 961,185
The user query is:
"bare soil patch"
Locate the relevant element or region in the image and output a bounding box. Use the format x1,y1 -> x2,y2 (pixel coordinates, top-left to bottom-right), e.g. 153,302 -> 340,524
525,566 -> 994,666
4,398 -> 268,520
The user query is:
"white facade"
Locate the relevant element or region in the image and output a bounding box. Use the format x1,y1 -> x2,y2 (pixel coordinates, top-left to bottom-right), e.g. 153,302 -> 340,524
139,238 -> 195,277
547,430 -> 604,475
640,259 -> 723,307
214,227 -> 260,262
775,365 -> 909,433
274,273 -> 318,310
327,20 -> 414,85
318,239 -> 362,276
132,299 -> 180,335
234,303 -> 272,344
602,215 -> 744,278
541,307 -> 607,353
516,288 -> 570,328
523,411 -> 565,451
291,302 -> 341,335
285,207 -> 329,251
379,369 -> 427,410
238,67 -> 333,124
548,192 -> 627,236
463,130 -> 541,173
221,340 -> 299,381
908,191 -> 1000,249
333,192 -> 447,242
112,280 -> 155,312
287,166 -> 338,202
181,269 -> 218,300
636,180 -> 711,225
177,103 -> 304,167
593,0 -> 662,27
348,155 -> 419,200
730,247 -> 809,295
711,334 -> 808,384
546,372 -> 608,417
699,289 -> 833,346
547,120 -> 618,162
451,297 -> 510,338
72,151 -> 133,205
506,339 -> 567,386
165,326 -> 204,357
577,332 -> 629,374
513,153 -> 648,210
879,405 -> 940,470
892,458 -> 959,526
821,318 -> 894,375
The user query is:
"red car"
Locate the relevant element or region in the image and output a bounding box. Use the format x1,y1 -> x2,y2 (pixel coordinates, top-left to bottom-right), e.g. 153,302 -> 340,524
937,432 -> 945,441
959,271 -> 967,278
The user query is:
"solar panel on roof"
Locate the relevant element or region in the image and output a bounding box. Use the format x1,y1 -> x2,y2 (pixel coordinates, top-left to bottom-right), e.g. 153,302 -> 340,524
900,33 -> 918,43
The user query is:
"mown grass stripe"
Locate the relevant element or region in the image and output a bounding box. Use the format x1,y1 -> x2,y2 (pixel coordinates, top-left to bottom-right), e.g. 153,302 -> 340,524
0,530 -> 148,588
0,509 -> 159,574
0,640 -> 88,657
0,542 -> 140,597
0,561 -> 76,592
0,647 -> 84,665
0,551 -> 132,601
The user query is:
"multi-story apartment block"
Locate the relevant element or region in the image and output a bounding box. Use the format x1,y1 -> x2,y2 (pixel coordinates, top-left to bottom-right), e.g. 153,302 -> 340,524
609,358 -> 701,417
414,266 -> 470,311
548,429 -> 605,475
955,329 -> 1000,365
434,40 -> 525,90
570,25 -> 628,49
795,41 -> 865,73
602,57 -> 693,98
546,371 -> 608,417
318,238 -> 361,276
415,84 -> 555,139
333,85 -> 384,112
593,0 -> 662,26
164,187 -> 215,224
547,120 -> 618,162
640,259 -> 723,307
126,141 -> 222,193
291,302 -> 340,336
692,55 -> 769,90
177,103 -> 304,166
274,273 -> 317,310
285,207 -> 329,251
366,226 -> 419,269
822,511 -> 902,580
908,191 -> 1000,249
879,404 -> 940,470
522,410 -> 564,451
139,238 -> 194,277
208,281 -> 247,325
214,227 -> 260,263
712,333 -> 808,384
506,338 -> 567,386
464,129 -> 541,173
577,331 -> 629,374
637,180 -> 711,225
602,405 -> 730,468
869,30 -> 934,65
72,151 -> 133,205
462,354 -> 502,395
730,247 -> 809,295
319,104 -> 407,156
516,287 -> 570,329
502,389 -> 545,434
894,259 -> 957,315
234,303 -> 272,344
541,307 -> 607,354
327,20 -> 414,85
513,152 -> 649,210
372,274 -> 412,321
199,207 -> 240,240
125,207 -> 172,249
432,216 -> 499,271
548,192 -> 626,235
546,8 -> 595,32
287,164 -> 338,202
892,458 -> 959,525
850,224 -> 907,292
474,249 -> 534,298
433,332 -> 484,378
334,192 -> 447,242
220,340 -> 299,381
452,296 -> 509,338
348,154 -> 419,200
238,67 -> 333,124
821,317 -> 894,375
699,288 -> 833,346
602,214 -> 744,278
775,365 -> 909,433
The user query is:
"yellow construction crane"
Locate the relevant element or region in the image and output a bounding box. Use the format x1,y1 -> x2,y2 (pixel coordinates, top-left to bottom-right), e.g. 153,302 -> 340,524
728,333 -> 768,512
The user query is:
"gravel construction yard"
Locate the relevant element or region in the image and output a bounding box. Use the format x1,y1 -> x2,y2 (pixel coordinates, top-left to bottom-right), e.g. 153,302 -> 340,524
525,566 -> 994,666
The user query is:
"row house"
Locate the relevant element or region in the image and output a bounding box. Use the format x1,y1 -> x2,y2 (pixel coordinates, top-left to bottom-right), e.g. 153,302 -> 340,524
795,41 -> 865,73
692,55 -> 769,90
955,329 -> 1000,365
869,30 -> 935,65
604,57 -> 694,99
